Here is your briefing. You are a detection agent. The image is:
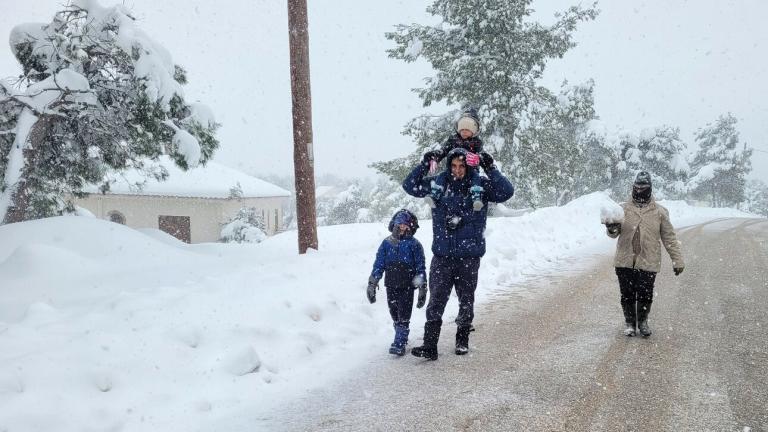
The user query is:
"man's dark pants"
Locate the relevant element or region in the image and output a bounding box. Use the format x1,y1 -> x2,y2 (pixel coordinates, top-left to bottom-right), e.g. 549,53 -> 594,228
426,255 -> 481,326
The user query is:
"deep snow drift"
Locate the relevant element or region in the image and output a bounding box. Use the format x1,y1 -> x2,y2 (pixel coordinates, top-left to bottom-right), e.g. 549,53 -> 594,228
0,192 -> 754,431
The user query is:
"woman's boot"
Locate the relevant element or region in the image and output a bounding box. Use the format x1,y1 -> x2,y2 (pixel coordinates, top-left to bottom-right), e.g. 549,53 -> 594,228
637,301 -> 652,337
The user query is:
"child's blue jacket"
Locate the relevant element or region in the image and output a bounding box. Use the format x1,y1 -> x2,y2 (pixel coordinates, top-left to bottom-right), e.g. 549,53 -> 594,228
370,235 -> 426,285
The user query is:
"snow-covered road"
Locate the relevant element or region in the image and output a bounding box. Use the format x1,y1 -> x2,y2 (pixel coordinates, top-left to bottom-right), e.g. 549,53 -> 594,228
263,218 -> 768,432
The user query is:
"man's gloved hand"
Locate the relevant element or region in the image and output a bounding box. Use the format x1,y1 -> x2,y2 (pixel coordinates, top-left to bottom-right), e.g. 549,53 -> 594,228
367,276 -> 379,303
422,150 -> 443,164
606,223 -> 621,235
412,275 -> 428,308
673,267 -> 684,276
479,151 -> 495,172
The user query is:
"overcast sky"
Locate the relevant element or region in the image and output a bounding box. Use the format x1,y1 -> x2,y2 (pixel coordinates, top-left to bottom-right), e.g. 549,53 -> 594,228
1,0 -> 766,182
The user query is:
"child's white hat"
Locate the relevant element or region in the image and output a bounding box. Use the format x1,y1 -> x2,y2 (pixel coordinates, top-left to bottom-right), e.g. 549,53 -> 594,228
456,116 -> 479,136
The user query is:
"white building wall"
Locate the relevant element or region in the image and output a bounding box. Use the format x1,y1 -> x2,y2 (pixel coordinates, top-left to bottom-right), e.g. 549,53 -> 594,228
77,194 -> 288,243
220,197 -> 286,233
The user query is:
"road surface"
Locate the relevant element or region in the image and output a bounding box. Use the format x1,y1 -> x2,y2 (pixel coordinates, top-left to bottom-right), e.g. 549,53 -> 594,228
262,218 -> 768,432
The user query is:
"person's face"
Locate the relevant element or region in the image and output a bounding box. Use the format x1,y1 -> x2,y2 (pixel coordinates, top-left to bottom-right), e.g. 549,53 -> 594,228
451,158 -> 466,179
459,129 -> 474,139
632,184 -> 652,202
397,223 -> 409,235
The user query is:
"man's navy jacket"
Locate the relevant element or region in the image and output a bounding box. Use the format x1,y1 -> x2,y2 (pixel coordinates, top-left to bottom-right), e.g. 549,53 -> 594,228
402,162 -> 514,258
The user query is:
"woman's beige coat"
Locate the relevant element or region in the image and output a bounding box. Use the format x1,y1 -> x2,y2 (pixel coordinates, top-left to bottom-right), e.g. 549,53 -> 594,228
608,198 -> 684,273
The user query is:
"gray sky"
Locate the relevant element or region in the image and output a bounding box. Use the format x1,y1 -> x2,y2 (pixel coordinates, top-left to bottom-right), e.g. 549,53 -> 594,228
1,0 -> 766,182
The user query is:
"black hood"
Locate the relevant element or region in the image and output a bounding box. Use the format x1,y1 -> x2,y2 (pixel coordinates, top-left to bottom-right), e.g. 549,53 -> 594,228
445,147 -> 469,170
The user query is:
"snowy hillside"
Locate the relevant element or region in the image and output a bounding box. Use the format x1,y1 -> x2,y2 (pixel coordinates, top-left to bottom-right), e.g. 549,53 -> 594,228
0,193 -> 754,431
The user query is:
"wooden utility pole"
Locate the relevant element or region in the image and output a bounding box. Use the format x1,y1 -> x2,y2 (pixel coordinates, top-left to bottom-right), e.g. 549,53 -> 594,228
287,0 -> 318,253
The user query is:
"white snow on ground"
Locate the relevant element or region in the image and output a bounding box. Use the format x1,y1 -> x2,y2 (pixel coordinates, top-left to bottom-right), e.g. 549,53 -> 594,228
0,192 -> 755,431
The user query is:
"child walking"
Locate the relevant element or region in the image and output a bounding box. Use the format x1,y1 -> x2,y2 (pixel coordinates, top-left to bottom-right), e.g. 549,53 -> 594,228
367,209 -> 428,356
424,109 -> 488,211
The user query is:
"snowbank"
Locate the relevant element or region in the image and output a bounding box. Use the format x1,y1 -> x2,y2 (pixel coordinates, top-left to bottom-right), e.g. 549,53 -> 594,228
0,193 -> 754,431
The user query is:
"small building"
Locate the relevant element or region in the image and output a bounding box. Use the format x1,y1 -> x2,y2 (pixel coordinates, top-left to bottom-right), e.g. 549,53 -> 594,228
77,156 -> 291,243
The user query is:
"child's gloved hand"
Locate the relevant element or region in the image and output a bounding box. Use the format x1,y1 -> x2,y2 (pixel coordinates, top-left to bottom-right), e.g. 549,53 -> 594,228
412,275 -> 427,308
673,267 -> 684,276
465,152 -> 480,167
479,151 -> 495,172
422,150 -> 443,164
367,276 -> 379,303
416,284 -> 427,309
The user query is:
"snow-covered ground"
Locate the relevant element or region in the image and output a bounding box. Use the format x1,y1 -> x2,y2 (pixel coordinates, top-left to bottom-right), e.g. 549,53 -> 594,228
0,192 -> 755,432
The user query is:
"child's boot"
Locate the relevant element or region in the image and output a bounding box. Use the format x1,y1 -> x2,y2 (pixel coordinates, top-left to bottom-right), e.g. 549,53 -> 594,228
470,185 -> 484,211
424,181 -> 444,209
389,323 -> 409,356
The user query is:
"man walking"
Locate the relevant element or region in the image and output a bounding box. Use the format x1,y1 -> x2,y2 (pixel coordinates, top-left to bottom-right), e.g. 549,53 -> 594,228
402,148 -> 514,360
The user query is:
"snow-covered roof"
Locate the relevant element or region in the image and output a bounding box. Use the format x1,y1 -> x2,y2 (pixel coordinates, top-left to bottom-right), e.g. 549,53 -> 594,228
89,156 -> 290,199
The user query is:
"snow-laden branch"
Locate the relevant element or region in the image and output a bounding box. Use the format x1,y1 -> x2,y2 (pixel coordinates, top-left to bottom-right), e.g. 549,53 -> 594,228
0,109 -> 38,222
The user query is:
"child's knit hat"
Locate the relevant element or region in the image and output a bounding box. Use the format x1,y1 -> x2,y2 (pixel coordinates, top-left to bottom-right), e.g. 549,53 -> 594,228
456,109 -> 481,136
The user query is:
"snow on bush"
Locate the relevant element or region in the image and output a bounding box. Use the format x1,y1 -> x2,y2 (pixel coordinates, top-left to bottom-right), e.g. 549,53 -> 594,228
220,207 -> 267,244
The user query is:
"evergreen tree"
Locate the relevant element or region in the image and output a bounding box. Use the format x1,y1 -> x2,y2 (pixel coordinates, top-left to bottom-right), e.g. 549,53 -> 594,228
323,183 -> 367,225
688,114 -> 752,206
366,177 -> 431,222
577,124 -> 618,199
614,126 -> 689,200
513,80 -> 598,207
0,2 -> 219,223
373,0 -> 598,184
744,180 -> 768,217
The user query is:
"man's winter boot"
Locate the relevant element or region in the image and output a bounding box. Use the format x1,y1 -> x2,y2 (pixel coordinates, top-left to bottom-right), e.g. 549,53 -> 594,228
621,302 -> 637,337
455,325 -> 471,355
389,324 -> 409,356
637,301 -> 652,337
411,321 -> 441,360
470,186 -> 484,211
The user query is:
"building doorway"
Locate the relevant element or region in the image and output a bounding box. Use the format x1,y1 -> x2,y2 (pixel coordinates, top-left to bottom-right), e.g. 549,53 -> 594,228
159,215 -> 191,243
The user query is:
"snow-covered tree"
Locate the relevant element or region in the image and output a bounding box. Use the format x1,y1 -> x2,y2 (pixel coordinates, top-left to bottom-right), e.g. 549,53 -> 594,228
744,180 -> 768,217
512,80 -> 599,207
577,124 -> 618,198
613,126 -> 689,200
687,114 -> 752,207
313,176 -> 430,226
322,183 -> 368,226
373,0 -> 598,183
366,177 -> 431,222
0,1 -> 219,223
220,207 -> 266,244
